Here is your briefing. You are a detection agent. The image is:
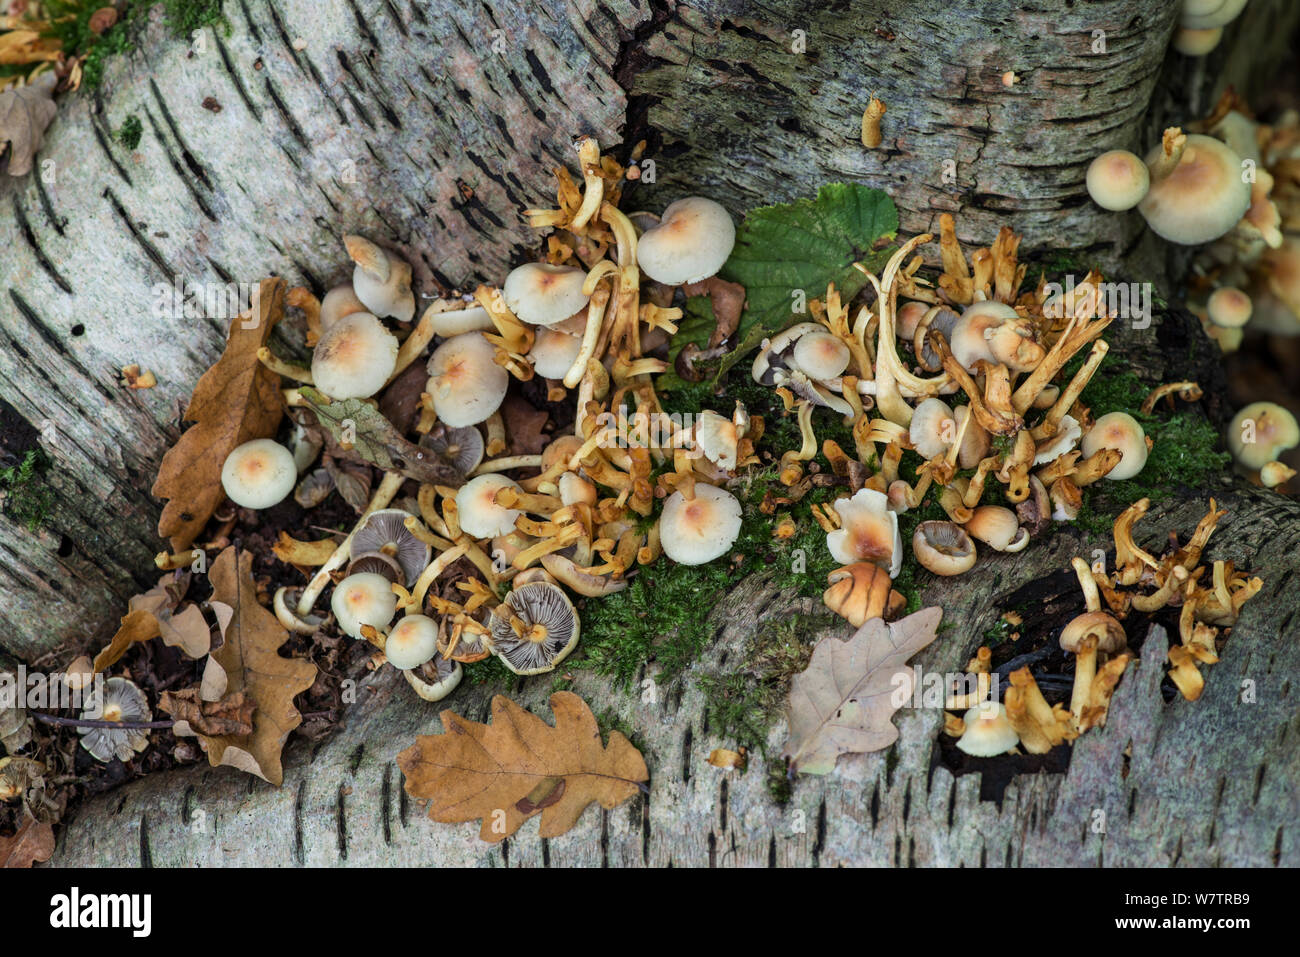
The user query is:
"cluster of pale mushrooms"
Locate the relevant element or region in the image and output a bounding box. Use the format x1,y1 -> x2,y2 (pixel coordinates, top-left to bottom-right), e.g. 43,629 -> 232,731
745,215 -> 1156,629
944,497 -> 1261,758
217,138 -> 765,701
1170,0 -> 1250,56
1084,90 -> 1300,487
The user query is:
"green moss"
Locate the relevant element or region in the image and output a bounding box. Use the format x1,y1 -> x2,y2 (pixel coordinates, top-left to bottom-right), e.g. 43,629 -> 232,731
115,114 -> 143,150
464,655 -> 519,689
0,450 -> 54,532
155,0 -> 229,37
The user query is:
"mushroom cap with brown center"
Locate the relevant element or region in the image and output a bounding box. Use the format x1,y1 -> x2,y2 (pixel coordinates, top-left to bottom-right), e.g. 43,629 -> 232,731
956,703 -> 1020,757
1227,401 -> 1300,470
909,398 -> 957,460
456,473 -> 523,539
1206,287 -> 1253,328
331,572 -> 399,639
221,438 -> 297,510
827,488 -> 902,576
1137,134 -> 1251,245
384,614 -> 439,670
792,331 -> 850,380
637,196 -> 736,286
319,283 -> 368,334
949,301 -> 1020,372
661,484 -> 743,566
426,332 -> 509,427
1087,149 -> 1150,210
527,326 -> 584,379
311,312 -> 399,399
503,263 -> 590,326
912,521 -> 977,575
488,582 -> 580,675
1059,611 -> 1126,654
1080,411 -> 1149,480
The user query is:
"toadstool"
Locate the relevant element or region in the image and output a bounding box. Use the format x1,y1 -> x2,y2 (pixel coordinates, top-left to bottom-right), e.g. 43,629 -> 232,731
955,703 -> 1020,757
331,572 -> 399,639
912,521 -> 977,576
827,487 -> 903,576
1086,149 -> 1150,210
221,438 -> 297,509
311,312 -> 399,399
1080,411 -> 1149,480
660,483 -> 743,566
344,235 -> 415,322
426,332 -> 510,427
637,197 -> 736,286
489,581 -> 580,675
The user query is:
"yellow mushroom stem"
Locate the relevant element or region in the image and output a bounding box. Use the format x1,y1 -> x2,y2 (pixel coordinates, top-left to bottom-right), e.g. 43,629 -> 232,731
569,136 -> 605,231
945,671 -> 992,710
155,548 -> 201,571
1171,499 -> 1226,570
1080,652 -> 1132,730
1072,447 -> 1122,485
386,305 -> 439,386
1069,633 -> 1099,727
1071,556 -> 1102,613
1031,339 -> 1108,440
407,542 -> 470,613
416,484 -> 452,539
441,496 -> 462,540
640,302 -> 682,334
512,523 -> 583,569
1148,126 -> 1187,183
565,274 -> 613,389
359,623 -> 387,654
297,470 -> 405,616
938,482 -> 973,523
402,515 -> 455,552
482,412 -> 506,457
473,455 -> 544,475
1004,686 -> 1054,754
1132,564 -> 1189,612
1011,311 -> 1111,414
474,283 -> 533,356
1035,450 -> 1080,486
1009,667 -> 1067,746
638,518 -> 662,564
257,347 -> 313,383
1139,380 -> 1203,415
288,287 -> 322,346
415,393 -> 438,434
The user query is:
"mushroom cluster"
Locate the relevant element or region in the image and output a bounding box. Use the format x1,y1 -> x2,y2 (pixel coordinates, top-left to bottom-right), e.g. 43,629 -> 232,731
759,213 -> 1150,627
248,137 -> 768,696
1171,0 -> 1249,57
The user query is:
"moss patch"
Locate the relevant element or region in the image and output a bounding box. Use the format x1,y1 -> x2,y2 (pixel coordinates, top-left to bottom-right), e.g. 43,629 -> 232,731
115,114 -> 143,150
0,449 -> 54,532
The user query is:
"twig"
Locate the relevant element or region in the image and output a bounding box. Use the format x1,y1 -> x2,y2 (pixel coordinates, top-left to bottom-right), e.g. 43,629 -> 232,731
30,712 -> 175,731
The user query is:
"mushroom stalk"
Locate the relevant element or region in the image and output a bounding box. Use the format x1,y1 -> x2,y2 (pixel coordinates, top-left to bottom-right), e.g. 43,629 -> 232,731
408,543 -> 470,613
257,347 -> 314,383
472,455 -> 544,475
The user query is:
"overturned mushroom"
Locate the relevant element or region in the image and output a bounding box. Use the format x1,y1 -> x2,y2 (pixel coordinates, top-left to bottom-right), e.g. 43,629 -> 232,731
823,562 -> 905,627
489,581 -> 580,675
344,235 -> 415,322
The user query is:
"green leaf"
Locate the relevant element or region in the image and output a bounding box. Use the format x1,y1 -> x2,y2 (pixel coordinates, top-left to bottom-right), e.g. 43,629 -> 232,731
713,183 -> 899,382
656,295 -> 718,393
299,387 -> 464,487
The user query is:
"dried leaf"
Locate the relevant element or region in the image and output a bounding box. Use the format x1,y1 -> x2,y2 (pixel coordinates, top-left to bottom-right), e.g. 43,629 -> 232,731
300,387 -> 463,487
92,609 -> 161,673
501,394 -> 550,455
152,278 -> 287,552
377,361 -> 428,435
294,466 -> 335,509
159,688 -> 256,737
397,692 -> 648,843
199,547 -> 317,785
782,607 -> 943,775
0,72 -> 56,176
0,817 -> 54,868
323,455 -> 372,513
157,604 -> 211,659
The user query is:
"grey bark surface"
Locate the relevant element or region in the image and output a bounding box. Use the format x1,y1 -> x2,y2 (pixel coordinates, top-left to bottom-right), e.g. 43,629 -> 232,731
0,0 -> 1290,864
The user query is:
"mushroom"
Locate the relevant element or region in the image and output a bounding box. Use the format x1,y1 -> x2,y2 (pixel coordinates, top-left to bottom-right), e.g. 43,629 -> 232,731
425,300 -> 496,337
221,438 -> 297,509
827,487 -> 902,576
948,301 -> 1020,372
381,614 -> 440,670
792,330 -> 851,381
346,550 -> 404,583
1032,414 -> 1082,465
822,562 -> 906,627
1086,150 -> 1150,210
955,703 -> 1020,757
488,581 -> 580,675
527,326 -> 584,379
964,505 -> 1029,552
426,332 -> 510,427
953,405 -> 990,468
1179,0 -> 1248,30
419,424 -> 485,475
80,677 -> 152,763
1080,412 -> 1149,480
318,283 -> 368,336
660,483 -> 743,566
636,196 -> 736,286
311,312 -> 399,399
540,553 -> 628,597
1061,557 -> 1127,725
330,572 -> 399,638
1227,401 -> 1299,471
693,409 -> 740,471
1172,26 -> 1223,56
1206,287 -> 1252,328
404,652 -> 462,702
456,473 -> 523,539
503,263 -> 590,326
912,520 -> 977,575
1138,133 -> 1251,245
344,235 -> 415,322
350,509 -> 432,585
909,398 -> 957,460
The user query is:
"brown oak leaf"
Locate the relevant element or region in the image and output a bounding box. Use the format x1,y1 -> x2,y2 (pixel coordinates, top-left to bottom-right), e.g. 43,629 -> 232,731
198,547 -> 317,785
782,607 -> 943,775
92,609 -> 161,673
152,278 -> 286,552
0,817 -> 54,868
397,692 -> 648,843
0,72 -> 57,177
159,688 -> 255,737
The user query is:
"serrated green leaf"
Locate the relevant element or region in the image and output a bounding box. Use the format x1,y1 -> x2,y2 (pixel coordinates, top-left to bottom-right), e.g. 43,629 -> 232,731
299,387 -> 464,487
713,183 -> 899,382
656,295 -> 719,393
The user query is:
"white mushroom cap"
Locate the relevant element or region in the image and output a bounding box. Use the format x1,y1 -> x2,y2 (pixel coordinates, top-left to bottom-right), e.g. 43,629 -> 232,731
344,235 -> 415,322
909,398 -> 957,460
637,196 -> 736,286
1227,401 -> 1300,470
319,283 -> 368,334
558,471 -> 598,506
1172,25 -> 1223,55
426,332 -> 509,427
1180,0 -> 1248,30
912,521 -> 977,576
502,263 -> 590,326
827,487 -> 902,577
792,331 -> 850,380
384,614 -> 439,670
950,301 -> 1019,372
660,484 -> 743,566
311,312 -> 399,399
221,439 -> 297,509
1033,414 -> 1082,465
896,301 -> 929,340
331,572 -> 398,638
956,703 -> 1020,757
1138,134 -> 1251,245
1081,411 -> 1149,480
694,410 -> 739,470
1086,150 -> 1150,210
1206,287 -> 1252,328
964,506 -> 1028,552
426,302 -> 495,337
456,473 -> 523,539
527,327 -> 584,379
